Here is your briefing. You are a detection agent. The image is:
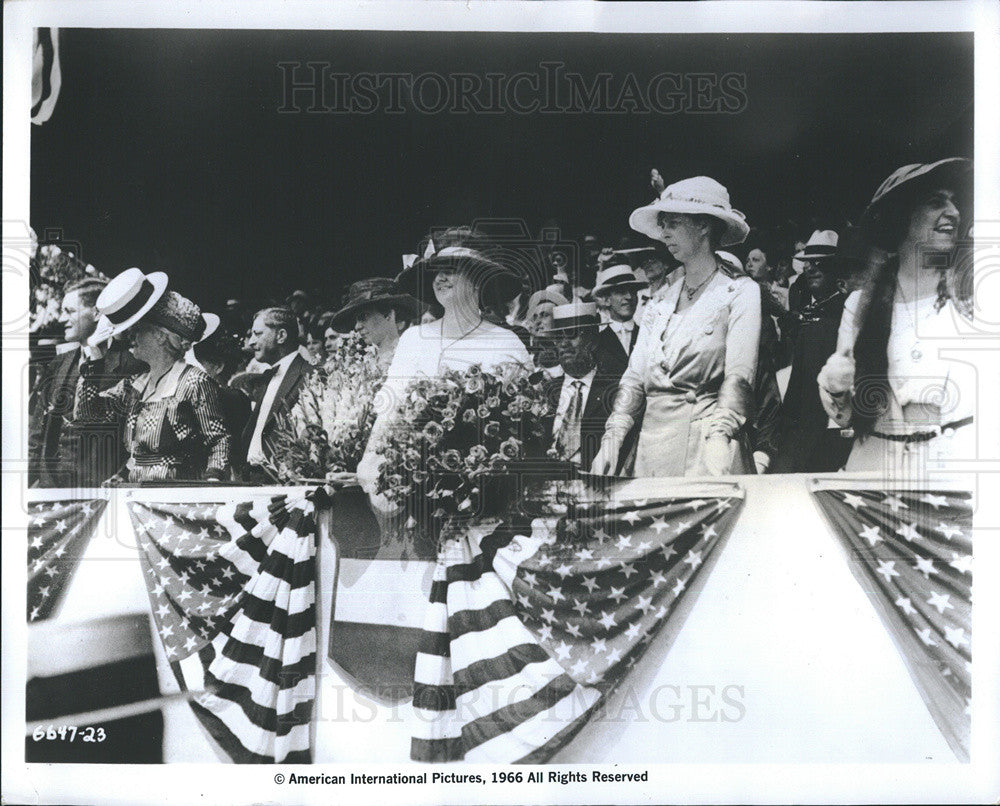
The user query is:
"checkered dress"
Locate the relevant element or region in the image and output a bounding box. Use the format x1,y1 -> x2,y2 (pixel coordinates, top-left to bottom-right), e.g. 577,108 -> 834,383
75,361 -> 231,482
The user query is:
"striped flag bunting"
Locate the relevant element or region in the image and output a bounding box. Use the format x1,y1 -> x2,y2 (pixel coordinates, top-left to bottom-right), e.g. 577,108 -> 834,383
32,28 -> 62,125
127,492 -> 318,763
812,486 -> 972,761
28,498 -> 108,622
410,483 -> 745,763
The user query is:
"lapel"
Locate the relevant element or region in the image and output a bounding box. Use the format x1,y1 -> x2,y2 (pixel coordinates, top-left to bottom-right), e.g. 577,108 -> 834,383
271,355 -> 305,421
628,324 -> 639,354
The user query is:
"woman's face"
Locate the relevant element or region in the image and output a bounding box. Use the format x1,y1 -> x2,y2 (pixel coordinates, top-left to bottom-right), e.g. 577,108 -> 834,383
305,332 -> 325,361
129,322 -> 163,364
324,327 -> 340,354
745,249 -> 770,280
903,187 -> 961,251
657,213 -> 707,264
432,267 -> 477,311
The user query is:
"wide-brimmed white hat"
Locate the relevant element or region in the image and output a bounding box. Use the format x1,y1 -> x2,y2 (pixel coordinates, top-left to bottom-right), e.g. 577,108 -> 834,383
794,230 -> 839,260
591,264 -> 648,297
715,251 -> 744,273
629,176 -> 750,247
88,267 -> 168,346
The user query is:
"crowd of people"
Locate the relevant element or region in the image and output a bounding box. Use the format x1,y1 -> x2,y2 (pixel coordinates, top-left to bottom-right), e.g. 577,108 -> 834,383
28,158 -> 975,491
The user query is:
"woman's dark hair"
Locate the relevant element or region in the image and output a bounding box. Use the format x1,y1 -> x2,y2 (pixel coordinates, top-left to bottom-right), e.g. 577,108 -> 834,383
849,187 -> 970,438
691,214 -> 729,251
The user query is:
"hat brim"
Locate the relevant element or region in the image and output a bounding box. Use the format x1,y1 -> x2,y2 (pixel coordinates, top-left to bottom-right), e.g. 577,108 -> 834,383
197,313 -> 221,343
592,280 -> 649,297
87,271 -> 168,346
793,248 -> 838,261
329,293 -> 422,333
396,253 -> 525,308
629,200 -> 750,248
862,158 -> 973,226
548,319 -> 600,332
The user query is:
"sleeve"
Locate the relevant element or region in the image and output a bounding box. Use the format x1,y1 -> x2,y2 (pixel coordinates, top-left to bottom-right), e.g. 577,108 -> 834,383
73,367 -> 133,423
601,314 -> 654,444
187,374 -> 231,479
724,278 -> 761,385
356,328 -> 419,497
817,290 -> 861,427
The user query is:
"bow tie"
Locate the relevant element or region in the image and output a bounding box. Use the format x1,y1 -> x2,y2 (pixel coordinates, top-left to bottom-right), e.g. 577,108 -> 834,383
609,321 -> 634,333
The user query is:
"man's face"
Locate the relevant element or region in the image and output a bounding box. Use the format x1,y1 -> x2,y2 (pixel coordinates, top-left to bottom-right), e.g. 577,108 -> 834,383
527,303 -> 555,336
802,259 -> 835,296
555,328 -> 599,378
605,288 -> 638,322
248,315 -> 284,364
640,257 -> 669,284
745,249 -> 770,281
59,290 -> 99,344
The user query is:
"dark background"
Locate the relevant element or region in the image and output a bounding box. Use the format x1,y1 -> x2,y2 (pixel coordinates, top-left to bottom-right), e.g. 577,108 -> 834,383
31,30 -> 973,309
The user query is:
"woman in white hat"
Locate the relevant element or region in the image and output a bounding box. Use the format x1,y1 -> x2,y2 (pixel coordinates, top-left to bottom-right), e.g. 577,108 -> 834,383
592,176 -> 761,477
355,227 -> 531,503
75,269 -> 231,482
817,158 -> 974,473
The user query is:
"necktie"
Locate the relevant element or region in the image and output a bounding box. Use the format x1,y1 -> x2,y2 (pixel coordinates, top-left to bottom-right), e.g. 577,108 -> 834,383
612,322 -> 633,354
558,380 -> 585,465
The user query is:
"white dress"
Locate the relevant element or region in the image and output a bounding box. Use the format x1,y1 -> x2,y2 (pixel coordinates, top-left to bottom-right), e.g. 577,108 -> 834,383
824,290 -> 976,475
356,320 -> 531,497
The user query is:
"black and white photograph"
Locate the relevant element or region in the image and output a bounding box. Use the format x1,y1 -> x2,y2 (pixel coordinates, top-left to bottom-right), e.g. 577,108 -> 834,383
3,2 -> 999,804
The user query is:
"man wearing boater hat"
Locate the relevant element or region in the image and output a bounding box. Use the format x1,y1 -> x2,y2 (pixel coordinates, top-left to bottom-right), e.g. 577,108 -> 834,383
591,263 -> 648,378
329,277 -> 420,370
770,231 -> 854,473
788,230 -> 839,314
29,275 -> 146,487
543,302 -> 641,472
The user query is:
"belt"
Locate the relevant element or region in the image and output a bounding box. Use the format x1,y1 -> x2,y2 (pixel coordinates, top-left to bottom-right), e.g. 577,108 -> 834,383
871,416 -> 973,444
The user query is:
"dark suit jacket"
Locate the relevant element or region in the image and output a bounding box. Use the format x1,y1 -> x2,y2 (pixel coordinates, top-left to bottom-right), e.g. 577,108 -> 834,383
236,353 -> 312,474
542,371 -> 640,472
771,293 -> 851,473
28,342 -> 145,487
596,323 -> 639,378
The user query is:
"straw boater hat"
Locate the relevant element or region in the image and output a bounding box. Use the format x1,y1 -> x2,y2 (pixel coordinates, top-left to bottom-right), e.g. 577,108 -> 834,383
714,251 -> 744,273
329,277 -> 421,332
794,230 -> 839,261
395,227 -> 526,308
629,176 -> 750,248
860,157 -> 972,249
591,264 -> 648,298
88,267 -> 168,345
526,288 -> 569,314
548,301 -> 600,332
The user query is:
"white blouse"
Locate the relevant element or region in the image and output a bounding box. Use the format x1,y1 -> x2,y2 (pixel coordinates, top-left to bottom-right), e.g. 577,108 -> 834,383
834,289 -> 974,425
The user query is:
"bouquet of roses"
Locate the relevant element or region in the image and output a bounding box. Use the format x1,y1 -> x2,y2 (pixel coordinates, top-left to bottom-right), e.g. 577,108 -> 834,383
268,331 -> 385,481
373,362 -> 553,526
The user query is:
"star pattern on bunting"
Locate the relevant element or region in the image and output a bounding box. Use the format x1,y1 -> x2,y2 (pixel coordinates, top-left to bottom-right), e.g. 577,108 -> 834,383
813,488 -> 972,760
511,496 -> 741,690
27,499 -> 109,622
128,501 -> 248,660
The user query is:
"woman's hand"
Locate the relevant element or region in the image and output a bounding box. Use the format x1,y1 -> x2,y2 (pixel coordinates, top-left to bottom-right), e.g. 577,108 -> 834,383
590,440 -> 622,476
702,434 -> 735,476
818,347 -> 855,395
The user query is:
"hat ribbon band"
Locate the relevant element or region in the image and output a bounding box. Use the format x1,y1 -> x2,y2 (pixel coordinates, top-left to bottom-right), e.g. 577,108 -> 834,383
105,279 -> 156,325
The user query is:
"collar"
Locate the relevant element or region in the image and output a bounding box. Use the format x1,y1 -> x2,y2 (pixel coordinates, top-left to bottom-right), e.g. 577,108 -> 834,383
608,319 -> 635,332
131,359 -> 188,401
564,366 -> 597,389
270,350 -> 299,375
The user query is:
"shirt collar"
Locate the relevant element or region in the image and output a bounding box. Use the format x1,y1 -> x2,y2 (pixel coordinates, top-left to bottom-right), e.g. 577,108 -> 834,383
270,350 -> 299,374
609,319 -> 635,333
131,359 -> 188,401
